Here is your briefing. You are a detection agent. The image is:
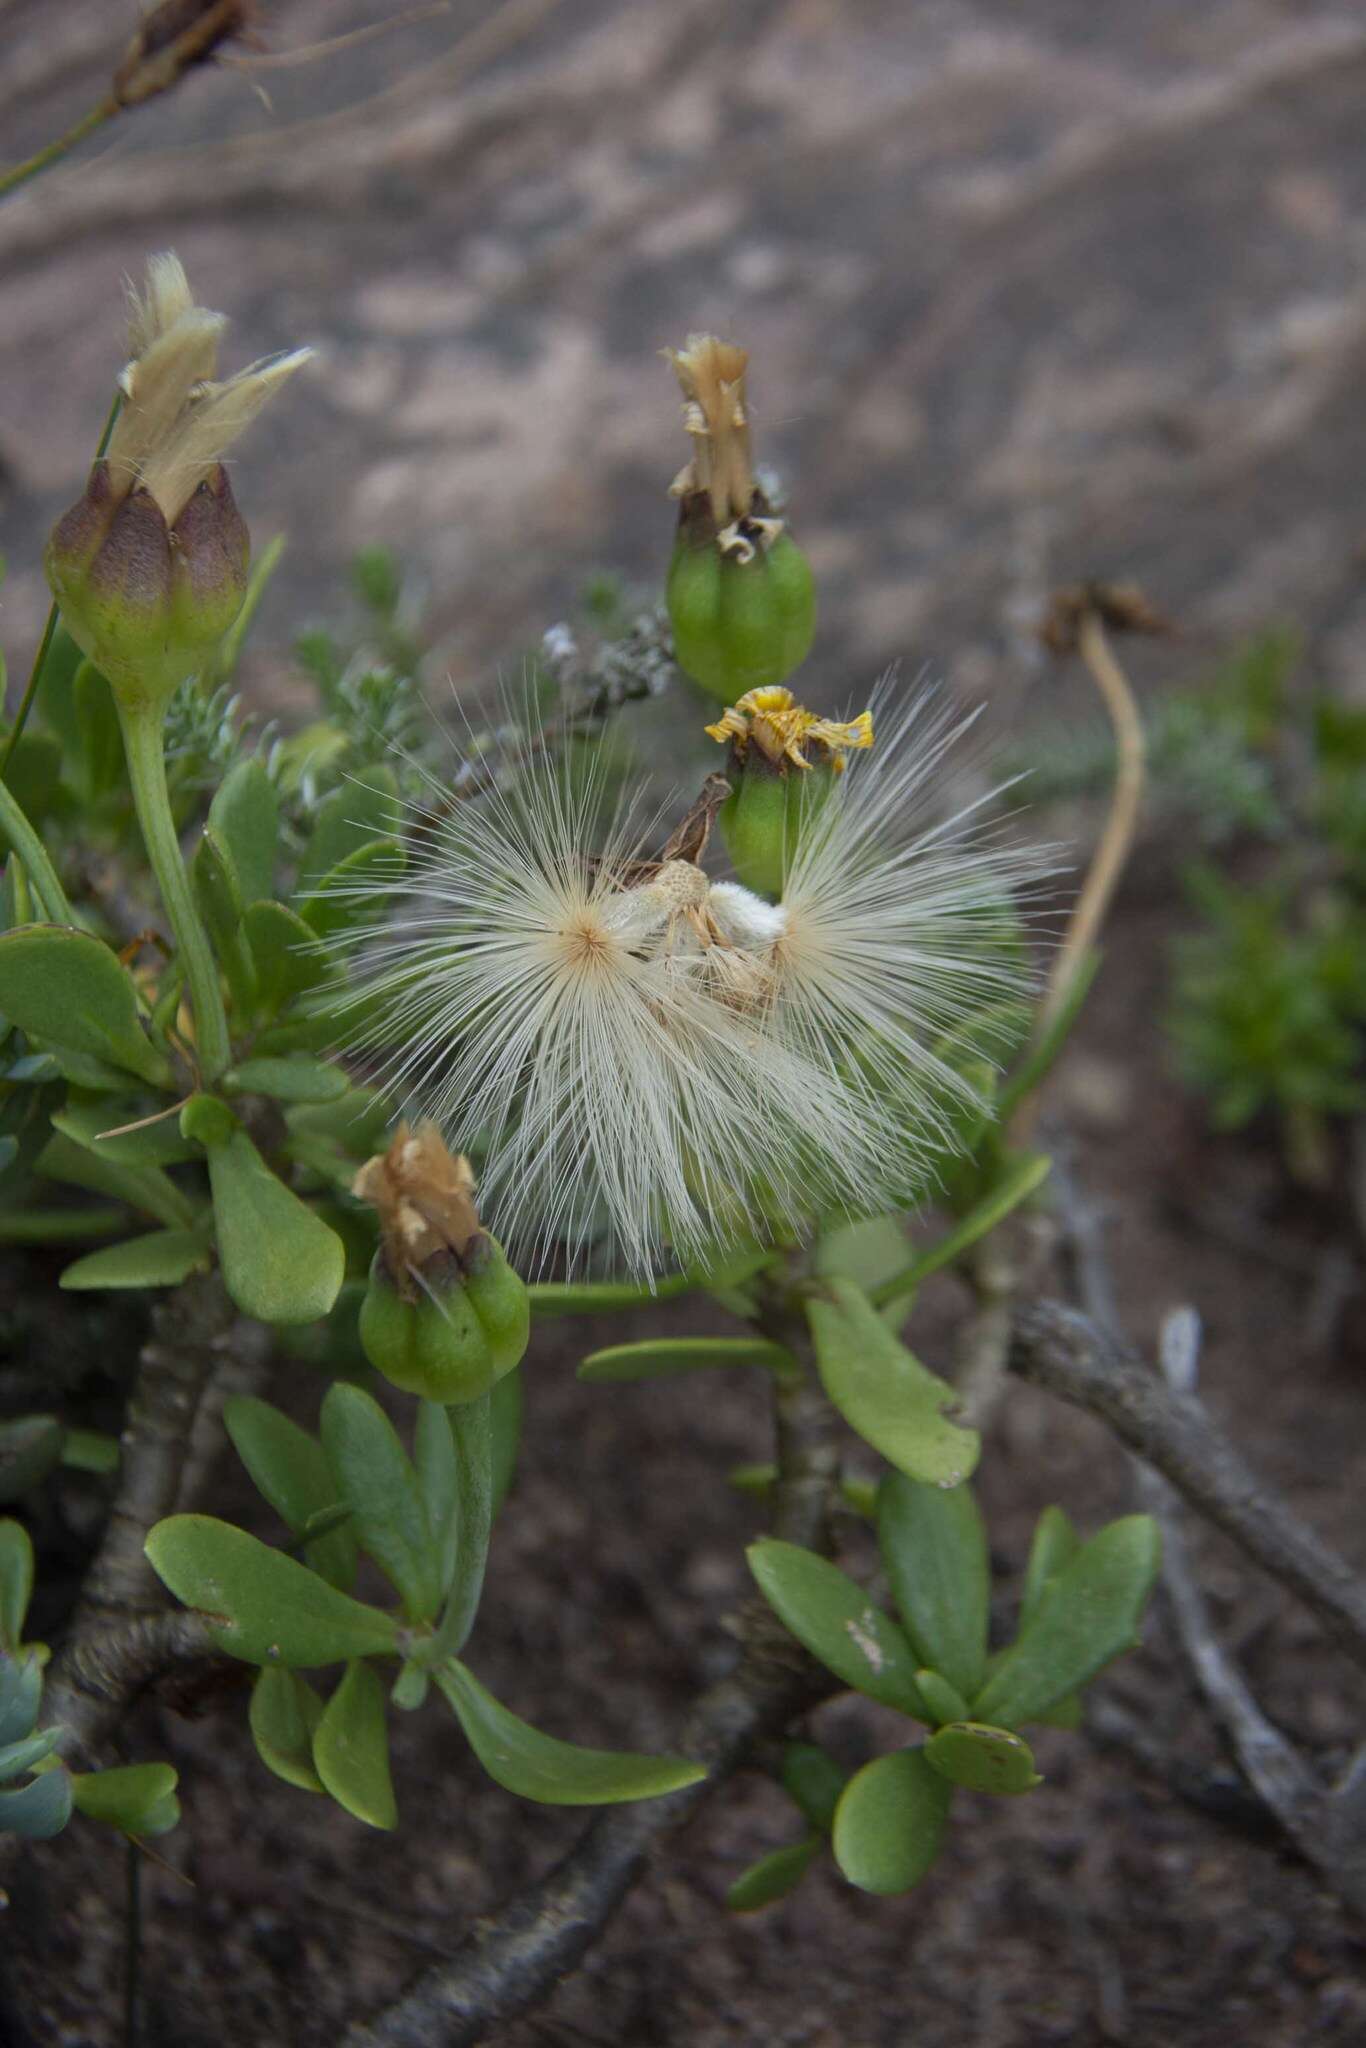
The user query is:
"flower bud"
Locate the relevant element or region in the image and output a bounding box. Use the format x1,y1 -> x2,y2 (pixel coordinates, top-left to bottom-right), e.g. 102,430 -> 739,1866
46,460 -> 248,713
45,251 -> 310,716
705,687 -> 873,899
664,335 -> 815,704
353,1123 -> 529,1404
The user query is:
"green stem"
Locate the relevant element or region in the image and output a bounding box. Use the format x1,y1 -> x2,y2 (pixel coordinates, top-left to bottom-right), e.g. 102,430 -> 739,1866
435,1392 -> 493,1659
0,99 -> 116,202
1,386 -> 121,784
118,701 -> 231,1083
0,778 -> 74,923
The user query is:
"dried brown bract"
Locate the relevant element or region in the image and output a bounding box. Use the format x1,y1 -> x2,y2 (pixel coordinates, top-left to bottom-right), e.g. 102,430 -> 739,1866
112,0 -> 256,108
353,1121 -> 483,1297
1040,581 -> 1172,658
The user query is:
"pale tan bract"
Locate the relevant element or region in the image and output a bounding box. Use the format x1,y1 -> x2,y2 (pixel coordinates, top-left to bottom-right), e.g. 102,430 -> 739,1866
666,333 -> 756,531
104,251 -> 312,525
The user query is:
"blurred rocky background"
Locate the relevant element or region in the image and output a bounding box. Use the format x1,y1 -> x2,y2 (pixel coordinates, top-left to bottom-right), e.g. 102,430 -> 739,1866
5,1 -> 1366,719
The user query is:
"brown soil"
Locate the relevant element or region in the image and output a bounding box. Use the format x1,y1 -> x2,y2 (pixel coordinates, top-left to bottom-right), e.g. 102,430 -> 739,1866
2,3 -> 1365,2044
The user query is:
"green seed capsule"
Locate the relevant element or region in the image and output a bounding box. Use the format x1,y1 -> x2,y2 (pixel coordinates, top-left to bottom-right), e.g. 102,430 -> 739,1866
358,1242 -> 528,1405
668,531 -> 816,704
462,1234 -> 532,1374
719,755 -> 841,902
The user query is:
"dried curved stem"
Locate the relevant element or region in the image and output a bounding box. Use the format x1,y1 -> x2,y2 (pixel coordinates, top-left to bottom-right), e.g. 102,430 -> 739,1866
1039,610 -> 1146,1039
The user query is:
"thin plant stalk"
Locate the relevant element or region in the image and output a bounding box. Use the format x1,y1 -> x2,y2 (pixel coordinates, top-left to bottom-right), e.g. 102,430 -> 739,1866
117,700 -> 232,1083
1039,608 -> 1146,1036
0,99 -> 116,203
0,779 -> 75,924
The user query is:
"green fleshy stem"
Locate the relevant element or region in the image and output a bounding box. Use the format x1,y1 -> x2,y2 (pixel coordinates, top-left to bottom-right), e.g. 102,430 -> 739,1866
0,777 -> 73,925
117,700 -> 232,1083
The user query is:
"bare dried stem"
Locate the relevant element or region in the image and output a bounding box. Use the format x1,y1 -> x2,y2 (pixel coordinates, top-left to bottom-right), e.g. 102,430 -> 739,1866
1010,1298 -> 1366,1674
1042,610 -> 1147,1041
45,1272 -> 268,1766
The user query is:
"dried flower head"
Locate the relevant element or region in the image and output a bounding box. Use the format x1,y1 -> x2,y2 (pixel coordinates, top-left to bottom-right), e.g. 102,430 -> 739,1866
666,334 -> 756,536
352,1121 -> 482,1300
706,686 -> 874,774
326,691 -> 1048,1278
112,1 -> 255,110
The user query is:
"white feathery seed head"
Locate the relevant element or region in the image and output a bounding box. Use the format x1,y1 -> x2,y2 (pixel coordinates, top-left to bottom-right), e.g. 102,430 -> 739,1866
324,690 -> 1050,1278
760,688 -> 1056,1194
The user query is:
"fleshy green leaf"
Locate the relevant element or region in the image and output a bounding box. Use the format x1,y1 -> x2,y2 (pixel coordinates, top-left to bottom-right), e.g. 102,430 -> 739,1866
972,1516 -> 1162,1728
0,1416 -> 64,1500
298,774 -> 401,890
144,1514 -> 399,1668
437,1661 -> 705,1806
191,829 -> 256,1016
414,1403 -> 459,1601
179,1093 -> 238,1149
746,1540 -> 928,1717
0,1767 -> 72,1839
321,1384 -> 440,1622
59,1429 -> 120,1474
0,1656 -> 43,1746
832,1749 -> 951,1895
806,1279 -> 979,1487
0,1728 -> 60,1781
222,1395 -> 357,1592
240,901 -> 329,1014
36,1131 -> 192,1232
0,1522 -> 34,1650
0,927 -> 170,1087
61,1229 -> 212,1292
726,1833 -> 822,1912
313,1659 -> 397,1830
433,1394 -> 492,1660
577,1336 -> 794,1383
1020,1505 -> 1081,1632
250,1667 -> 325,1793
298,838 -> 403,940
208,1130 -> 344,1325
914,1670 -> 972,1728
877,1473 -> 990,1701
209,758 -> 279,908
70,663 -> 123,803
924,1722 -> 1042,1796
50,1098 -> 198,1168
70,1762 -> 180,1836
223,1056 -> 350,1105
780,1742 -> 848,1834
0,732 -> 61,824
815,1215 -> 916,1327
